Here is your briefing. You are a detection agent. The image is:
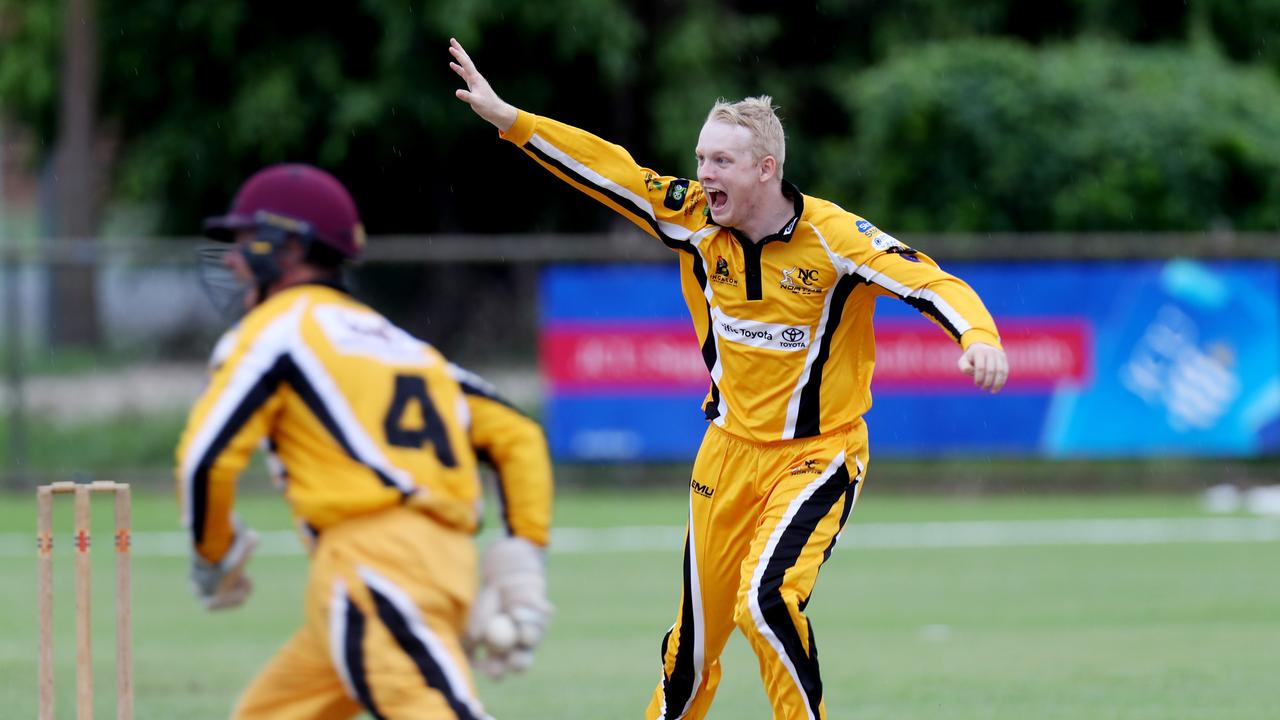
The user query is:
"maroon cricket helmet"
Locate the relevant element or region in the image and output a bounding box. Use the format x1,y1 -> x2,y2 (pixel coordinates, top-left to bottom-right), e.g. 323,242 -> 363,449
203,163 -> 366,261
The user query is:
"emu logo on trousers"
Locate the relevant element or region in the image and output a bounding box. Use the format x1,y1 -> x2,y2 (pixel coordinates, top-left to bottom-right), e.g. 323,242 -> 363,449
691,479 -> 715,498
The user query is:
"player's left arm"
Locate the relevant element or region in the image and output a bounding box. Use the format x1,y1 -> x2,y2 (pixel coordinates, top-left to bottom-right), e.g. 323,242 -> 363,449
856,232 -> 1009,393
449,364 -> 553,545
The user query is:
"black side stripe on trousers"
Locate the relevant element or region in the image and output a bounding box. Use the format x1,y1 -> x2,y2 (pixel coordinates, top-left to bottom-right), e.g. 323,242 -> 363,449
821,463 -> 860,566
802,462 -> 862,613
661,529 -> 698,719
368,585 -> 480,720
757,463 -> 851,719
343,596 -> 386,720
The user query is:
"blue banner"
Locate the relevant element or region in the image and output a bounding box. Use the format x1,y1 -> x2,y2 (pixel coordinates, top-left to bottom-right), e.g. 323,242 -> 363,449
540,260 -> 1280,460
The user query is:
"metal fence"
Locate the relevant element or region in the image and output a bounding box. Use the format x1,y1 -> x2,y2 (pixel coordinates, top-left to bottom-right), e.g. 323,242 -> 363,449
2,231 -> 1277,487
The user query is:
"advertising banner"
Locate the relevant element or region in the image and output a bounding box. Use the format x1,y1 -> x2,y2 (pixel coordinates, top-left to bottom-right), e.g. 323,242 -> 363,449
541,260 -> 1280,461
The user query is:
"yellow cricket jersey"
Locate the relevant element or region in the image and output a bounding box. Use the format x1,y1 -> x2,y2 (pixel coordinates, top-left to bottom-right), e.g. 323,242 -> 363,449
176,282 -> 552,563
502,110 -> 1002,442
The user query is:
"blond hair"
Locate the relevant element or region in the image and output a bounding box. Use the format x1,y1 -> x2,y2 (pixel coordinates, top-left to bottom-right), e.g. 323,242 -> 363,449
705,96 -> 786,178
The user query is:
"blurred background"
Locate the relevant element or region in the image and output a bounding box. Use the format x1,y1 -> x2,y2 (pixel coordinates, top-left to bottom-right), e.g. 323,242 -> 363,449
0,0 -> 1277,487
1,2 -> 1279,718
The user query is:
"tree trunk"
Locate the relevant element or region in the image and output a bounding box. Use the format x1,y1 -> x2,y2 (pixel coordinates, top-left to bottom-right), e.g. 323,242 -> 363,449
48,0 -> 101,348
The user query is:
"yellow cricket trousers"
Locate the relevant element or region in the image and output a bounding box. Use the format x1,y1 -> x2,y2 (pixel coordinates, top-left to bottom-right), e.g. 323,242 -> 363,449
646,420 -> 868,720
233,506 -> 490,720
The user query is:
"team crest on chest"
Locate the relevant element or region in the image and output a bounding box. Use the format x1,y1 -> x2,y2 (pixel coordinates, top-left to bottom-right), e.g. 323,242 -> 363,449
780,266 -> 824,295
711,256 -> 738,286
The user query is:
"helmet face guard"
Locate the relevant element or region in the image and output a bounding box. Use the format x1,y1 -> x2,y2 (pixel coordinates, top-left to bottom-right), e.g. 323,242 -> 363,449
201,163 -> 360,315
198,211 -> 319,316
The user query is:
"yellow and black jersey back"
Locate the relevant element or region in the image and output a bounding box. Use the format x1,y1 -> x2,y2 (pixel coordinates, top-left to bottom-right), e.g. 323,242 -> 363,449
176,283 -> 480,563
502,111 -> 1002,442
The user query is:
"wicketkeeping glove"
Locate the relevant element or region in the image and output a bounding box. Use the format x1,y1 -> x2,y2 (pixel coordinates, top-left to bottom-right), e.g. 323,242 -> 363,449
190,516 -> 260,611
465,537 -> 552,679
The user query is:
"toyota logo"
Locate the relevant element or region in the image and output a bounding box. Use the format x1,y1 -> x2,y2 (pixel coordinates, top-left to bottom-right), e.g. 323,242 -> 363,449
781,328 -> 804,343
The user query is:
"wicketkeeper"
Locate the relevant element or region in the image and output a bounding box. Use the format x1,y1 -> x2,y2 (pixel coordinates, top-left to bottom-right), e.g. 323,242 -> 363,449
176,164 -> 554,719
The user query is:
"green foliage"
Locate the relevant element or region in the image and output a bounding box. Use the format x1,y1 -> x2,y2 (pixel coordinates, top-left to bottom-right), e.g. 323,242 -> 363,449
1,0 -> 646,234
2,0 -> 1279,234
819,0 -> 1193,50
0,0 -> 59,147
0,411 -> 184,475
646,8 -> 782,174
825,40 -> 1280,231
1203,0 -> 1280,70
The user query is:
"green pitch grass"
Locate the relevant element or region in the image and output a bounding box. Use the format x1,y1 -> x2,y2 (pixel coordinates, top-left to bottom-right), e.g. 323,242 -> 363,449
0,487 -> 1277,719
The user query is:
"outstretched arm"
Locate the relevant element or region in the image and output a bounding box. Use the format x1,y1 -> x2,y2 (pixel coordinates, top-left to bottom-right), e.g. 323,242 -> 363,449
449,38 -> 709,243
846,219 -> 1009,394
449,37 -> 517,132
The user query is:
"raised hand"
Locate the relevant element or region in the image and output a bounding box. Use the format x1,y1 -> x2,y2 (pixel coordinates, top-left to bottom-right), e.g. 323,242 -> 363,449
449,38 -> 518,132
958,342 -> 1009,393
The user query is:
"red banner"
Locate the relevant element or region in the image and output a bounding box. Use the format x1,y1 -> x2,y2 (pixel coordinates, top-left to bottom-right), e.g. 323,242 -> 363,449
872,319 -> 1091,389
542,319 -> 1091,391
542,322 -> 707,391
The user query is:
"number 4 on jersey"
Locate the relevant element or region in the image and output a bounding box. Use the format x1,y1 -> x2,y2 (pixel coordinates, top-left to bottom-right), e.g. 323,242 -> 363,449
383,374 -> 458,467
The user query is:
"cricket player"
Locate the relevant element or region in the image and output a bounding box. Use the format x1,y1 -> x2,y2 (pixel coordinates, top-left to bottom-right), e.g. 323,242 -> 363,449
449,39 -> 1009,720
176,163 -> 554,719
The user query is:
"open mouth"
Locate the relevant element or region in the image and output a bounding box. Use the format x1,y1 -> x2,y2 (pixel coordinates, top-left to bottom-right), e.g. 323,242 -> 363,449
706,189 -> 729,214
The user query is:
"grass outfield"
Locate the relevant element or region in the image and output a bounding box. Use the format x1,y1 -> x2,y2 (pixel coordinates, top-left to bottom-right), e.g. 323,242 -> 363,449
0,488 -> 1277,719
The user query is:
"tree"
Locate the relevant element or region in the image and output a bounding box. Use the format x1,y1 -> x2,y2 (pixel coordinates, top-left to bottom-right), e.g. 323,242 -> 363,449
1,0 -> 646,234
823,40 -> 1280,233
3,0 -> 1278,237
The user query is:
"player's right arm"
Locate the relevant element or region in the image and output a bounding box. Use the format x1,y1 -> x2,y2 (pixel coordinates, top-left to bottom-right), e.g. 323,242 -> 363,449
450,38 -> 706,244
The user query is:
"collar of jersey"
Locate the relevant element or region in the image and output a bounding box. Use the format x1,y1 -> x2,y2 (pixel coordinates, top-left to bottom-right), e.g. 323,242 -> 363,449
306,278 -> 350,294
269,278 -> 351,302
723,180 -> 805,247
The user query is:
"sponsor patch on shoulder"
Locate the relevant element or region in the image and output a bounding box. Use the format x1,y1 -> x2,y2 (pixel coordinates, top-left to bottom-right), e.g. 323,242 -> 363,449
871,232 -> 907,252
855,219 -> 877,237
664,179 -> 691,211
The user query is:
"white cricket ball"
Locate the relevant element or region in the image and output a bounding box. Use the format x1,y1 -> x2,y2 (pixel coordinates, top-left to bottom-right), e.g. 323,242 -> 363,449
484,614 -> 518,652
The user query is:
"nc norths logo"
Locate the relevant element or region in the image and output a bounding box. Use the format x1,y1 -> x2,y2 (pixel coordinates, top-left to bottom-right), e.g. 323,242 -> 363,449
691,479 -> 715,498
